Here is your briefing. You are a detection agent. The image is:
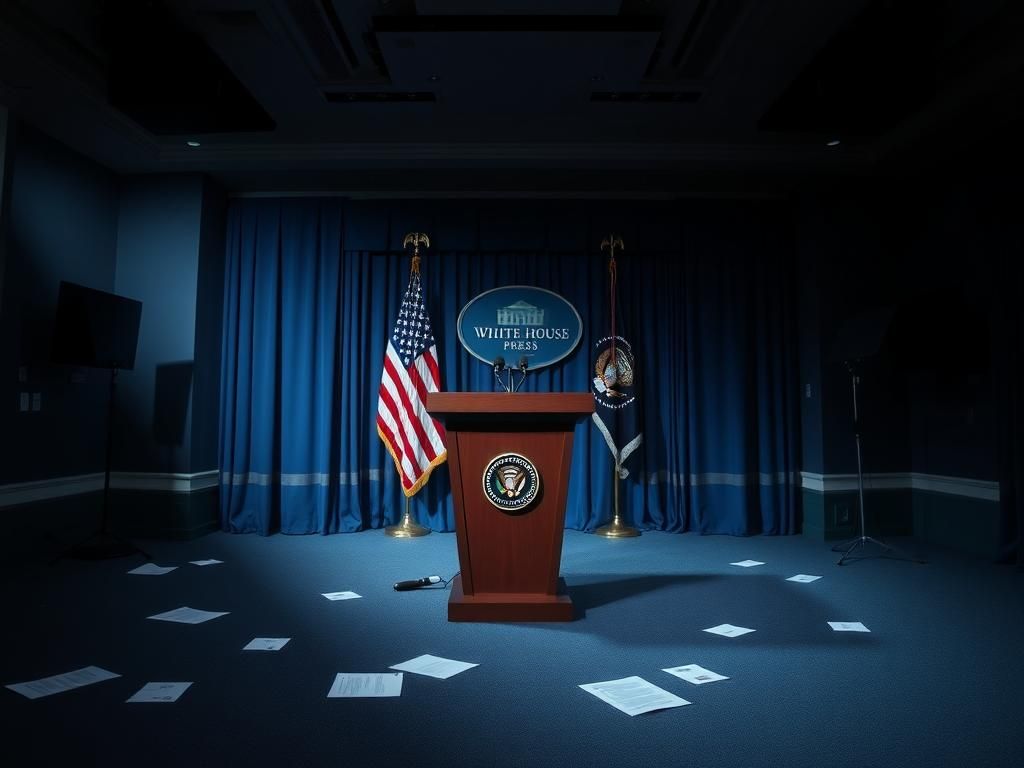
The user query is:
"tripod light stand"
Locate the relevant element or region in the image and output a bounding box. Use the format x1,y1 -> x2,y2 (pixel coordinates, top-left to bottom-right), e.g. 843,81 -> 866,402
51,281 -> 148,561
64,365 -> 150,560
832,359 -> 922,565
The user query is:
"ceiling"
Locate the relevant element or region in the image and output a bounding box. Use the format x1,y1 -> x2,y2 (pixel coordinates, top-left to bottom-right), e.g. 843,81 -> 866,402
1,0 -> 1022,196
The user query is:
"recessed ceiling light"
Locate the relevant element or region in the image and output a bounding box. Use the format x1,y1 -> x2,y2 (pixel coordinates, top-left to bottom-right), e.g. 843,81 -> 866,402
186,140 -> 201,147
826,139 -> 841,147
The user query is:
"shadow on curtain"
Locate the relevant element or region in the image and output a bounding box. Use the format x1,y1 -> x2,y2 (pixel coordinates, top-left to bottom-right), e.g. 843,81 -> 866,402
219,199 -> 800,535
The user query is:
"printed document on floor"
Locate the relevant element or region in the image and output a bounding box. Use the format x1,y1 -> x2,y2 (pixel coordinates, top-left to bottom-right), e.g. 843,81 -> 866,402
126,682 -> 192,703
389,654 -> 479,679
828,621 -> 871,632
787,574 -> 822,583
322,591 -> 362,601
243,637 -> 291,651
328,673 -> 403,698
730,560 -> 765,567
5,666 -> 120,699
127,563 -> 177,575
147,606 -> 230,624
190,559 -> 223,566
579,676 -> 691,716
662,664 -> 729,685
703,623 -> 756,637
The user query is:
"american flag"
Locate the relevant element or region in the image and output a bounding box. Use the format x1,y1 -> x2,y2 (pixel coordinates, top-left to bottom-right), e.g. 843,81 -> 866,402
376,267 -> 447,496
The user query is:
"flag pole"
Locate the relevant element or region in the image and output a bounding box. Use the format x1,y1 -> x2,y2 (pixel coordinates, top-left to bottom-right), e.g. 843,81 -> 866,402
386,494 -> 430,537
595,234 -> 639,538
596,462 -> 640,538
385,232 -> 433,538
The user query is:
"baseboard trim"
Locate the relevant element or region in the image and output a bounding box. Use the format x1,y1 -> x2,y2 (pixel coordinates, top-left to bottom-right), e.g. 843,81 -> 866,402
0,473 -> 105,507
800,471 -> 999,501
1,469 -> 999,508
0,470 -> 219,508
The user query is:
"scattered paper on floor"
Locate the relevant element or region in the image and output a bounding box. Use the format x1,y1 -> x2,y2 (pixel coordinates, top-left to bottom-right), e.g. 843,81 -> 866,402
327,673 -> 403,698
127,563 -> 177,576
126,682 -> 192,703
828,621 -> 870,632
322,591 -> 362,601
662,664 -> 729,685
389,654 -> 478,679
5,666 -> 120,700
147,606 -> 229,624
243,637 -> 291,651
703,623 -> 756,638
579,676 -> 691,716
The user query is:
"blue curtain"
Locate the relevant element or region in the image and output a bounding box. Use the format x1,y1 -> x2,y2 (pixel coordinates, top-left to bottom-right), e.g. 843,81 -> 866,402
219,199 -> 800,535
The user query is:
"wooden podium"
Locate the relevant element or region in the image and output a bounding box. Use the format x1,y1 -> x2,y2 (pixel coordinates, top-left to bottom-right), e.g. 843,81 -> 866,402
426,392 -> 594,622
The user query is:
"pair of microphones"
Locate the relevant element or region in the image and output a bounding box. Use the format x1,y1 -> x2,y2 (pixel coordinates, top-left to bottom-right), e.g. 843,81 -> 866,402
493,356 -> 528,392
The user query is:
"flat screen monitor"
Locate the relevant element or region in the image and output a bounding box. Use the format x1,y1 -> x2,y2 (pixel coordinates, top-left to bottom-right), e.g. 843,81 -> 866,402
52,281 -> 143,370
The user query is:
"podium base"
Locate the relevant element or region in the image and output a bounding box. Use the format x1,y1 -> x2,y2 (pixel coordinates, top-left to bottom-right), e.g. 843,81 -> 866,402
595,519 -> 640,538
448,575 -> 574,622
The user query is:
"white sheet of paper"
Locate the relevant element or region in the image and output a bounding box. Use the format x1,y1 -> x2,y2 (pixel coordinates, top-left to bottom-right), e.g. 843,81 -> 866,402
828,621 -> 871,632
730,559 -> 765,567
327,673 -> 403,698
5,666 -> 120,700
703,623 -> 756,637
389,654 -> 479,680
662,664 -> 730,685
787,574 -> 822,583
147,606 -> 229,624
322,591 -> 362,601
127,563 -> 177,576
126,682 -> 192,703
579,676 -> 691,717
189,559 -> 222,566
243,637 -> 290,651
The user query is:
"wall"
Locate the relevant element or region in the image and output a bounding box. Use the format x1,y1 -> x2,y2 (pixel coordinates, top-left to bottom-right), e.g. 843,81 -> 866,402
0,122 -> 119,484
113,174 -> 204,473
190,178 -> 226,474
0,122 -> 225,543
107,173 -> 224,538
798,175 -> 1005,556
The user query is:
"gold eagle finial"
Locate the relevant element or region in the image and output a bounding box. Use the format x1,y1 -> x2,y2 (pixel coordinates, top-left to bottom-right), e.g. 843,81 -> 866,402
403,232 -> 430,275
600,235 -> 624,259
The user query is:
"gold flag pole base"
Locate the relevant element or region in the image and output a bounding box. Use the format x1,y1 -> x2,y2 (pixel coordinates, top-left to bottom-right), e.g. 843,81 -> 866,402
385,497 -> 431,537
595,462 -> 640,537
595,516 -> 640,538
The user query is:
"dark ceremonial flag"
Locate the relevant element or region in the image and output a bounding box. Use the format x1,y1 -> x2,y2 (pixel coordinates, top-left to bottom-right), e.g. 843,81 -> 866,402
376,250 -> 447,496
592,237 -> 642,478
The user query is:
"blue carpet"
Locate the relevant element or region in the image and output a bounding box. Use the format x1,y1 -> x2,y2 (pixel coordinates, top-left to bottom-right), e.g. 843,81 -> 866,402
2,530 -> 1021,767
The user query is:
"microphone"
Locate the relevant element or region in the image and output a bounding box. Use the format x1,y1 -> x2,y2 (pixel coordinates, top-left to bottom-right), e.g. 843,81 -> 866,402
393,575 -> 442,591
493,356 -> 510,392
513,356 -> 529,392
